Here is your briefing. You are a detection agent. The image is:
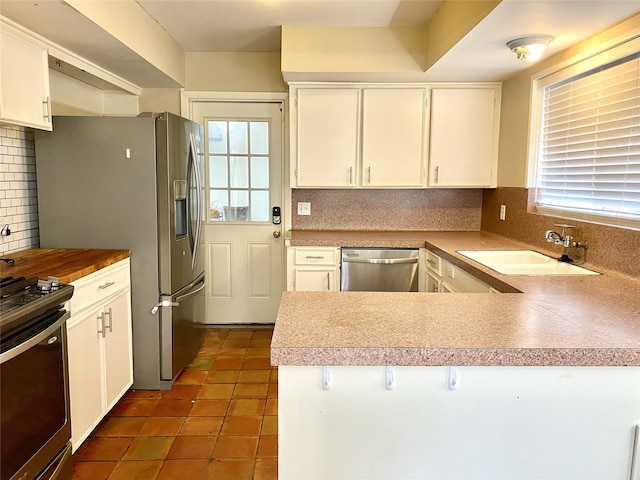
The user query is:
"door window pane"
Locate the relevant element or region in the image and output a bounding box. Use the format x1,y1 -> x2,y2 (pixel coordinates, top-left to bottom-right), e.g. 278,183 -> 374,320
230,156 -> 249,188
206,119 -> 271,223
250,122 -> 269,154
210,190 -> 227,221
226,191 -> 249,221
251,157 -> 269,189
210,156 -> 228,188
209,122 -> 228,154
251,191 -> 269,221
229,122 -> 248,154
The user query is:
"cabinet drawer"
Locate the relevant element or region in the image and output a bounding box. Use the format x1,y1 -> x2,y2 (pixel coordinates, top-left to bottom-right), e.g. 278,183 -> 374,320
69,259 -> 131,313
425,250 -> 443,276
293,247 -> 339,265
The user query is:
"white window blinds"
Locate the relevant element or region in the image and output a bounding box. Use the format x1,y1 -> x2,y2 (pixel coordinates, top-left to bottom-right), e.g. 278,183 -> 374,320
536,52 -> 640,225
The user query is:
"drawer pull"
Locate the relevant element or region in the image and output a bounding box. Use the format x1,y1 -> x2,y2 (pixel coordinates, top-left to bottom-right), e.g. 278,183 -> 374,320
305,255 -> 325,260
98,281 -> 116,290
427,259 -> 437,267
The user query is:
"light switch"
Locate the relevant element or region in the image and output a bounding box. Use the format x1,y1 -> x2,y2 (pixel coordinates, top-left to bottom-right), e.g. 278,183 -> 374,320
297,202 -> 311,215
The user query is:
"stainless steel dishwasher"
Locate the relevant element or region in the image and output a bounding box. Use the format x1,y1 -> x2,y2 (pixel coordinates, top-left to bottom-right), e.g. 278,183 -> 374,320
341,248 -> 419,291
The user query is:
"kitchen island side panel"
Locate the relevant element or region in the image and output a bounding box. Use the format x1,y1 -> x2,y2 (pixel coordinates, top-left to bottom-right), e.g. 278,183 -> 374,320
279,365 -> 640,479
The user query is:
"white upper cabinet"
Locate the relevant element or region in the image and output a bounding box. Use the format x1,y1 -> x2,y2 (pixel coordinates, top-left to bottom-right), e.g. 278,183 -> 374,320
361,88 -> 426,187
427,87 -> 500,188
294,88 -> 360,187
0,22 -> 52,131
291,83 -> 500,189
292,85 -> 427,188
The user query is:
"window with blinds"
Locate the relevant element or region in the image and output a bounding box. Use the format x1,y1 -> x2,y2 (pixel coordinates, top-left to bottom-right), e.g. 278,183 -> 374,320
535,51 -> 640,228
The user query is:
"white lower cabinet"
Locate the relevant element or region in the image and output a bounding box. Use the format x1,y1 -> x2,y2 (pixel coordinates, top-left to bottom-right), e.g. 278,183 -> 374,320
424,248 -> 492,293
442,258 -> 491,293
286,247 -> 340,291
425,270 -> 442,293
279,366 -> 640,479
67,259 -> 133,451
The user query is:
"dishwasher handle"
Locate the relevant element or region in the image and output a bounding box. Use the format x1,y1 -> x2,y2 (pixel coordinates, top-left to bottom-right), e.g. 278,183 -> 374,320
342,257 -> 418,265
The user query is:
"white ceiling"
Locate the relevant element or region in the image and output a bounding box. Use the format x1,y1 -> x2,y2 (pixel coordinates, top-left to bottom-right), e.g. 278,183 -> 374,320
138,0 -> 444,52
1,0 -> 639,87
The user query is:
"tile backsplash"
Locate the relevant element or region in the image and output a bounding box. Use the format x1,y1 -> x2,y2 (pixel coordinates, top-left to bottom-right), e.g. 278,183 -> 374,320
0,123 -> 40,255
292,188 -> 483,231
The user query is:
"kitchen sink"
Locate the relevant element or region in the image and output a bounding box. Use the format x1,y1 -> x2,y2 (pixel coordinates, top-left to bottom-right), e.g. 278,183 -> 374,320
456,250 -> 599,276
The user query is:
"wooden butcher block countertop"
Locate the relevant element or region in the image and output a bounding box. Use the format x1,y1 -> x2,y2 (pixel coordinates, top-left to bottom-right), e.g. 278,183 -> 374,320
0,248 -> 130,284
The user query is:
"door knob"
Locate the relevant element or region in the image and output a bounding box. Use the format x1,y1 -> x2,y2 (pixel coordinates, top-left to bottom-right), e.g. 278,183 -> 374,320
273,230 -> 281,238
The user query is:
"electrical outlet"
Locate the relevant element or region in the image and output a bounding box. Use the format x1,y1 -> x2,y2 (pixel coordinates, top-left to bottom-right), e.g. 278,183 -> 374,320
499,204 -> 507,221
297,202 -> 311,216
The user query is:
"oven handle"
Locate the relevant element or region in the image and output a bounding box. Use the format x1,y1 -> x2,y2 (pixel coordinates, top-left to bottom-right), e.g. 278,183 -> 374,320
0,311 -> 69,364
47,442 -> 72,480
342,257 -> 418,265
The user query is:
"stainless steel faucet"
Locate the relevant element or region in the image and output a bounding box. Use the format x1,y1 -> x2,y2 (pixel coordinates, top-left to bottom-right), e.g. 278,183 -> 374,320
544,224 -> 588,262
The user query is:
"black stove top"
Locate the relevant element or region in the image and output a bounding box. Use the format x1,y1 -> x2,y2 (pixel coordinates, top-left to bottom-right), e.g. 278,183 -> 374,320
0,276 -> 74,336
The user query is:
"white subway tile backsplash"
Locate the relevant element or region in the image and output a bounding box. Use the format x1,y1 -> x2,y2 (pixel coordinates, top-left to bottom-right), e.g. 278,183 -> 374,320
0,123 -> 39,255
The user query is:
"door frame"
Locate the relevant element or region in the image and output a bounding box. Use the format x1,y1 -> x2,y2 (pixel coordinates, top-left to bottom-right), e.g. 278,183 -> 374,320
181,91 -> 291,235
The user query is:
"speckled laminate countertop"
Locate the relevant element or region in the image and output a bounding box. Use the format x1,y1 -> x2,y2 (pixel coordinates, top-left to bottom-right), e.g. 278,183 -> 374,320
272,231 -> 640,367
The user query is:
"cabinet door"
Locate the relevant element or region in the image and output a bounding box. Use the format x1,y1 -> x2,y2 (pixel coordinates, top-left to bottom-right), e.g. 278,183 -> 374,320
295,89 -> 359,187
103,289 -> 134,412
67,306 -> 104,451
428,88 -> 497,187
362,89 -> 426,187
293,268 -> 338,291
0,27 -> 52,130
425,271 -> 441,293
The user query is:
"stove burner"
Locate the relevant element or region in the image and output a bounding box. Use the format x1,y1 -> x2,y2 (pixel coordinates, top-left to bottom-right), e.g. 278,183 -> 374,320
0,276 -> 74,337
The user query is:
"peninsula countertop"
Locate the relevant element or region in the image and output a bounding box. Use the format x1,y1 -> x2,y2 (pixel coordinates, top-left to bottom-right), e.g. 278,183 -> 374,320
272,231 -> 640,367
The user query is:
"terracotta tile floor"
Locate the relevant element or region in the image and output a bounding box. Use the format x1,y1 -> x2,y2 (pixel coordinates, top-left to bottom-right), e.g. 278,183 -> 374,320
72,327 -> 277,480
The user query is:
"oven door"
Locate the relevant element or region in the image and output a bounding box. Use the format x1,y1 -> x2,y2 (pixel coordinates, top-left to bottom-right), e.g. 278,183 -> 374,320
0,310 -> 72,480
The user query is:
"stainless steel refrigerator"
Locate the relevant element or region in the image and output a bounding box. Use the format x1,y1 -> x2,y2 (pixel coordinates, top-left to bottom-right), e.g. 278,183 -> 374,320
35,112 -> 205,390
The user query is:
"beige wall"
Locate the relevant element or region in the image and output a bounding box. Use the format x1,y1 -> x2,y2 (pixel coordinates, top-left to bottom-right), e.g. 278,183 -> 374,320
65,0 -> 185,87
139,52 -> 287,113
50,70 -> 138,116
139,89 -> 182,116
281,26 -> 426,79
186,52 -> 286,92
497,12 -> 640,187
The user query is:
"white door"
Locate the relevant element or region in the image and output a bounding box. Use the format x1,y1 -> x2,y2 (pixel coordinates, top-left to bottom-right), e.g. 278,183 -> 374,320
191,101 -> 284,324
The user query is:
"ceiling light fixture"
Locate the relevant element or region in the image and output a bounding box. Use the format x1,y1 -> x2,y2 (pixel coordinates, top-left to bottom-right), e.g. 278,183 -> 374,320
507,35 -> 553,60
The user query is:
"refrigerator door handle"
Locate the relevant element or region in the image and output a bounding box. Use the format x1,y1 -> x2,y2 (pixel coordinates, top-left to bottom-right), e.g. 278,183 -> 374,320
172,271 -> 205,299
188,132 -> 203,270
151,271 -> 205,314
151,296 -> 178,314
174,277 -> 206,303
